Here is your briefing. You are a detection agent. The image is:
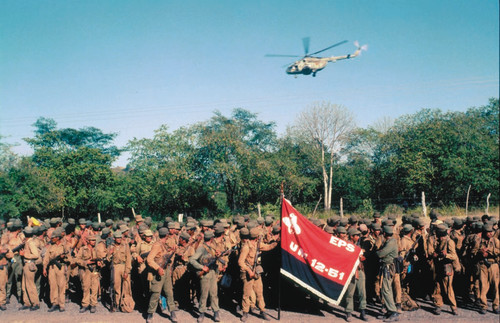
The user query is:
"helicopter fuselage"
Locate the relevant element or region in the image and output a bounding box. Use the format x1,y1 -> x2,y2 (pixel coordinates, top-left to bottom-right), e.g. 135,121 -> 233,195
286,57 -> 330,75
286,48 -> 360,77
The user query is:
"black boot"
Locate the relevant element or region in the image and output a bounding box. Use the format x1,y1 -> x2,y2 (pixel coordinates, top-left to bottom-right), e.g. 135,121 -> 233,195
345,312 -> 352,322
240,312 -> 248,322
146,313 -> 153,323
383,312 -> 399,322
360,309 -> 368,321
197,312 -> 205,323
170,310 -> 178,323
90,306 -> 96,313
18,305 -> 31,311
396,303 -> 402,314
48,305 -> 59,312
79,306 -> 89,313
30,305 -> 40,311
214,311 -> 221,322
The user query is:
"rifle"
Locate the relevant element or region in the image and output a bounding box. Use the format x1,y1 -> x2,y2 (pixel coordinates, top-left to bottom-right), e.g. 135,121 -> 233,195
250,235 -> 264,279
0,243 -> 25,260
404,235 -> 423,261
108,258 -> 116,311
154,246 -> 177,279
198,245 -> 237,277
48,251 -> 68,270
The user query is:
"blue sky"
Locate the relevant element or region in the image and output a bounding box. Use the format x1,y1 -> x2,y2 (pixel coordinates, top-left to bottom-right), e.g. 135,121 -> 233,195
1,0 -> 498,166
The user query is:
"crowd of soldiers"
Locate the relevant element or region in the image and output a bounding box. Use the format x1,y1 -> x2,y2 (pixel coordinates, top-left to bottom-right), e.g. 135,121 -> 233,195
0,214 -> 280,322
0,210 -> 499,323
316,211 -> 499,322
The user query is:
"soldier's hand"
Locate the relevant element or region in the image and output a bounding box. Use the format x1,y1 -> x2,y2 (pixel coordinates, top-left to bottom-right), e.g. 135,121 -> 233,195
248,270 -> 255,278
202,265 -> 209,273
137,256 -> 143,264
43,268 -> 47,277
122,272 -> 128,280
19,249 -> 25,256
158,267 -> 165,277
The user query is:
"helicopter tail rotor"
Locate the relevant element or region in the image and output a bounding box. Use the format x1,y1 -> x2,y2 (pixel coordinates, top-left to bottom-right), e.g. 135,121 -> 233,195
354,40 -> 368,54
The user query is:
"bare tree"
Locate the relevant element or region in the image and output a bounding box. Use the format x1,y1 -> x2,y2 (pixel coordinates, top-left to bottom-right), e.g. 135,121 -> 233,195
294,102 -> 355,210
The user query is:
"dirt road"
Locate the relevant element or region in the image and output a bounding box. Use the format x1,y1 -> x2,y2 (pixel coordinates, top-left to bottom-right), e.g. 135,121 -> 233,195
1,296 -> 499,323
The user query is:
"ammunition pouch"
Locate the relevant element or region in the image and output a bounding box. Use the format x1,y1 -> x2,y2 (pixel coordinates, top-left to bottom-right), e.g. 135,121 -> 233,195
255,265 -> 264,278
443,263 -> 453,276
383,263 -> 395,279
394,256 -> 404,274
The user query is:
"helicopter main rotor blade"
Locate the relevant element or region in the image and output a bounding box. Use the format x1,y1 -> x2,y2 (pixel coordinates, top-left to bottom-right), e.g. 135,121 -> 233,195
308,40 -> 348,56
302,37 -> 310,56
265,54 -> 302,58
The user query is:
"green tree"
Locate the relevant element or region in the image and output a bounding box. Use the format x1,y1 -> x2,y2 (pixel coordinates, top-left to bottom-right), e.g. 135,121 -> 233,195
372,98 -> 499,207
193,109 -> 277,212
126,125 -> 212,217
24,118 -> 120,218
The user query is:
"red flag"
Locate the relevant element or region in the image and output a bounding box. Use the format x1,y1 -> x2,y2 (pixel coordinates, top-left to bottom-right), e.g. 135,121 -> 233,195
281,198 -> 361,305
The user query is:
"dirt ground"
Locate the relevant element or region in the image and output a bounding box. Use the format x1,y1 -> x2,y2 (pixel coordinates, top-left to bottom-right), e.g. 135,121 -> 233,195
1,295 -> 499,323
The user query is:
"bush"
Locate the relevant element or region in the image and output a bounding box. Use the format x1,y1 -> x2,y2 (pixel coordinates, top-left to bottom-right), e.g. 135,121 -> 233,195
383,204 -> 405,216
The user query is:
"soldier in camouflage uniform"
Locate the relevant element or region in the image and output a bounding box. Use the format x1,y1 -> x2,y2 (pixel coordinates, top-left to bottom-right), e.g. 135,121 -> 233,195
146,227 -> 178,323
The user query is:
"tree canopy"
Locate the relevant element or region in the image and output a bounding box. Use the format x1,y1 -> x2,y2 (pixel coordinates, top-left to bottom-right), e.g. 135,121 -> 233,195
0,99 -> 497,220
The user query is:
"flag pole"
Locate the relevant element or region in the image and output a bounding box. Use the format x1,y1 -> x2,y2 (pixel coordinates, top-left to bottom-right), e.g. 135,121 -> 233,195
278,181 -> 284,320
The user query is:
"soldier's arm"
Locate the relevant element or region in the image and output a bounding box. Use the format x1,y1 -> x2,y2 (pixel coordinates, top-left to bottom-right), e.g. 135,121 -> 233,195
445,239 -> 458,262
188,245 -> 206,271
43,247 -> 50,271
238,243 -> 252,274
260,241 -> 278,252
125,244 -> 132,273
376,241 -> 391,259
146,243 -> 161,271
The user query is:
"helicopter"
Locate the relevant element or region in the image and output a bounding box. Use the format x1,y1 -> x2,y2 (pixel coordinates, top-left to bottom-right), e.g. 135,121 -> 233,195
266,38 -> 367,77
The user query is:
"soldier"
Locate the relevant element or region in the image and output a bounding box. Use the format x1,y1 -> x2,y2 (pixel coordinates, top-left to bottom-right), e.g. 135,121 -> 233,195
371,223 -> 385,304
43,228 -> 69,312
189,231 -> 221,323
398,224 -> 419,311
337,226 -> 348,240
19,227 -> 40,311
428,224 -> 458,315
76,235 -> 106,313
132,228 -> 154,303
238,227 -> 277,322
146,227 -> 178,323
109,230 -> 134,312
376,225 -> 399,322
172,231 -> 197,309
7,219 -> 24,303
473,224 -> 500,314
0,244 -> 13,310
343,227 -> 368,322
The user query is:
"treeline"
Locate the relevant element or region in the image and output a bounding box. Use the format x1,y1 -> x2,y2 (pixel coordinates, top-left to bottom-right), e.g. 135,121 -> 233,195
0,98 -> 498,220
